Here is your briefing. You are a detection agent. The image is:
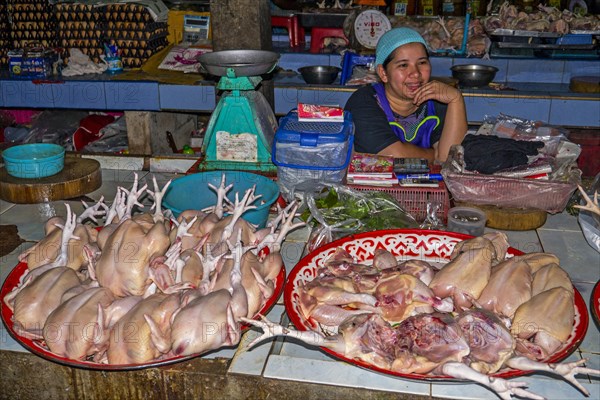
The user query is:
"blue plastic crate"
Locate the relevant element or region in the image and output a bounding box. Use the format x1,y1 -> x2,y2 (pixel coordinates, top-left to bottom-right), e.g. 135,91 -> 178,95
556,34 -> 593,45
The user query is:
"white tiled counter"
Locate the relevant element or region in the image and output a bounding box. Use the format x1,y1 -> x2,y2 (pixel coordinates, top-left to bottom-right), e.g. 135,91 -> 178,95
229,206 -> 600,400
0,167 -> 598,399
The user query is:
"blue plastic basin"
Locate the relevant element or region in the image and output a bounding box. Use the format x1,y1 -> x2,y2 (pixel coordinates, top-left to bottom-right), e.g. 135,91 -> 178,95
163,171 -> 280,228
2,143 -> 65,179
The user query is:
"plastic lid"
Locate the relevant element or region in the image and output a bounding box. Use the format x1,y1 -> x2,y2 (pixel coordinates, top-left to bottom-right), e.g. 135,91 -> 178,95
274,110 -> 353,146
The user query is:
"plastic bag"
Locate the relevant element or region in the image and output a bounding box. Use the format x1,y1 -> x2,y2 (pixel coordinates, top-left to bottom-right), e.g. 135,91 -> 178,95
578,173 -> 600,253
302,184 -> 418,252
482,113 -> 568,156
82,116 -> 128,153
441,145 -> 580,214
22,110 -> 88,148
419,201 -> 445,230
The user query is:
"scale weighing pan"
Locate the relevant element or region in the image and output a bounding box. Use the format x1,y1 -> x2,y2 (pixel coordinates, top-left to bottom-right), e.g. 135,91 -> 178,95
198,50 -> 280,77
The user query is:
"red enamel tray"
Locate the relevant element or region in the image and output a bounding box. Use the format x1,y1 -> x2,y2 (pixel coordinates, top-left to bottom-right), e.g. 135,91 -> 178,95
1,259 -> 284,370
592,280 -> 600,325
284,229 -> 589,381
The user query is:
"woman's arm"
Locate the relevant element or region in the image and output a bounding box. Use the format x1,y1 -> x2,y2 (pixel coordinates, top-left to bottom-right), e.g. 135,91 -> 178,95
378,141 -> 435,162
412,80 -> 467,162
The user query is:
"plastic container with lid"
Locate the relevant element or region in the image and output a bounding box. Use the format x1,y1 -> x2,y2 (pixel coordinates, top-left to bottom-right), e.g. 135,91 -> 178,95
272,110 -> 354,200
447,206 -> 487,237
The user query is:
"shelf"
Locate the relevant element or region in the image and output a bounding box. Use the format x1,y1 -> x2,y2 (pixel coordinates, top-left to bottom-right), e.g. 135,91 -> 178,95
0,53 -> 598,127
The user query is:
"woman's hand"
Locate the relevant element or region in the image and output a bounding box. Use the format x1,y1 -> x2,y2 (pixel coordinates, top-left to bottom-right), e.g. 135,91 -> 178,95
412,80 -> 462,106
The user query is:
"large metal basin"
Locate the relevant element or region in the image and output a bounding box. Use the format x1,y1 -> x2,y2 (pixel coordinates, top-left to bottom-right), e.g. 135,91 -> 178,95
451,64 -> 499,88
198,50 -> 280,77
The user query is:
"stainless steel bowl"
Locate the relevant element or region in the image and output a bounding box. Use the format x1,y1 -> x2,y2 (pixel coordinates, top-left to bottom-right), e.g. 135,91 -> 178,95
298,66 -> 341,85
451,64 -> 499,88
198,50 -> 280,77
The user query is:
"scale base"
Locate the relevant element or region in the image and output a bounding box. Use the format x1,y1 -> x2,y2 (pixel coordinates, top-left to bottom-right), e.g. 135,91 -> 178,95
202,90 -> 277,173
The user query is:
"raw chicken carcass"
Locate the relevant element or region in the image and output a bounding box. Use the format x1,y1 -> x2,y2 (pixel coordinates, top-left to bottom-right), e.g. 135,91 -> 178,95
456,308 -> 515,374
375,272 -> 451,324
429,242 -> 495,309
106,292 -> 182,364
170,234 -> 250,357
511,287 -> 574,360
93,217 -> 171,297
9,267 -> 82,339
476,258 -> 533,318
392,312 -> 470,374
19,203 -> 100,271
43,287 -> 115,360
530,263 -> 573,296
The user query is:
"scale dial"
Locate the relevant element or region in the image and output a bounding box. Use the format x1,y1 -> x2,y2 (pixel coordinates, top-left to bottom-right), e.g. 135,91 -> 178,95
353,10 -> 391,50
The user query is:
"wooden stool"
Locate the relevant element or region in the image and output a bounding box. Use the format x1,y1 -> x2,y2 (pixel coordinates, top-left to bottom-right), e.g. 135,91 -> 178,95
309,27 -> 348,53
271,15 -> 305,48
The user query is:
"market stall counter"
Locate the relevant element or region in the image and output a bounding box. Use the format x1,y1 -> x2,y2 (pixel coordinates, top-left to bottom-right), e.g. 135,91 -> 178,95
0,165 -> 598,400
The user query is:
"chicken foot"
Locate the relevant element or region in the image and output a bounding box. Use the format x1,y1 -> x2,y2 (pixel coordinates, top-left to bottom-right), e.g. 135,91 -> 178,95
255,201 -> 302,256
122,173 -> 148,219
77,196 -> 108,224
574,185 -> 600,217
241,315 -> 344,352
146,175 -> 171,223
505,357 -> 600,397
221,187 -> 261,242
207,173 -> 234,219
47,203 -> 79,269
441,362 -> 545,400
104,187 -> 127,225
256,202 -> 304,257
172,215 -> 198,242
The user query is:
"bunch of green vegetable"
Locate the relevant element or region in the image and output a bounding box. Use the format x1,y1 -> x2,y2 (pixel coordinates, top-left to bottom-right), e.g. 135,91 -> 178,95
302,185 -> 418,232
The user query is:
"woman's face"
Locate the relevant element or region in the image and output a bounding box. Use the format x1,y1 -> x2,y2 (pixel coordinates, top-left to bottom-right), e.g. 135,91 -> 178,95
377,42 -> 431,102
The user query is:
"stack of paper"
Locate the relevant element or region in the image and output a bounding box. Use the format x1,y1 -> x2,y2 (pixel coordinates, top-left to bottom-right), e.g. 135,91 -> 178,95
346,152 -> 397,187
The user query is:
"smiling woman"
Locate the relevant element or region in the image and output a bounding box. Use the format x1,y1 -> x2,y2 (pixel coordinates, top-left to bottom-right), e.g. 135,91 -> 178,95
344,27 -> 467,164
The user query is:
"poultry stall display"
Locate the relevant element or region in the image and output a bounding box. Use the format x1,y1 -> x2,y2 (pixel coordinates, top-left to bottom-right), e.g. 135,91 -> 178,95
243,229 -> 599,400
1,172 -> 304,367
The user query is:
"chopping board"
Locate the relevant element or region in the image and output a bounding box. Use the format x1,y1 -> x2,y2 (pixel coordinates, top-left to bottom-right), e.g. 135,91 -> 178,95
569,76 -> 600,94
456,202 -> 547,231
0,155 -> 101,204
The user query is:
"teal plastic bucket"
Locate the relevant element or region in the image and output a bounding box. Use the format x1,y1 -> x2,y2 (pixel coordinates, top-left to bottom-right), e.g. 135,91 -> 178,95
2,143 -> 65,179
163,171 -> 279,228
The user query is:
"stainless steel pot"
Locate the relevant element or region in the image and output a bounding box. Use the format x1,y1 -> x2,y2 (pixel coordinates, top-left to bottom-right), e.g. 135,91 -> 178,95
451,64 -> 499,88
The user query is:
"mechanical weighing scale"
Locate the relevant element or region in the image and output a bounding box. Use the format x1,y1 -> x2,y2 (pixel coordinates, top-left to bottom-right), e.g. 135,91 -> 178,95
340,9 -> 390,85
197,50 -> 280,172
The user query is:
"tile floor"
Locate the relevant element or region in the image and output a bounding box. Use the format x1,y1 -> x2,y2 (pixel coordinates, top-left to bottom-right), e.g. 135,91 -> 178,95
1,167 -> 598,400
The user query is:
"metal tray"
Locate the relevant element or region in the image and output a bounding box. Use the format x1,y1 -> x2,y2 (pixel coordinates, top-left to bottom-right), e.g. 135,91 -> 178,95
489,29 -> 561,38
198,50 -> 280,77
490,29 -> 598,50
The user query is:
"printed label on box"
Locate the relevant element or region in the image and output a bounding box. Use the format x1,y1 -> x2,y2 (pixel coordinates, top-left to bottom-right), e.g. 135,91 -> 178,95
216,131 -> 257,162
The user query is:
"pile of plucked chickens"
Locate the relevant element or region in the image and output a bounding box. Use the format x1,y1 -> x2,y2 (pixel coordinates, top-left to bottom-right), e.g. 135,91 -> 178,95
3,173 -> 304,365
482,2 -> 600,34
388,15 -> 492,58
243,231 -> 600,400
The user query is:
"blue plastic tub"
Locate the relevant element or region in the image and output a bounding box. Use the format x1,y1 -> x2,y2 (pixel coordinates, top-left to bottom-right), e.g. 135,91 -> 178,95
2,143 -> 65,179
162,171 -> 280,228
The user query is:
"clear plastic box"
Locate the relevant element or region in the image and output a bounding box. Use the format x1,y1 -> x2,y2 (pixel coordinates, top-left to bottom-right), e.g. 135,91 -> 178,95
272,110 -> 354,200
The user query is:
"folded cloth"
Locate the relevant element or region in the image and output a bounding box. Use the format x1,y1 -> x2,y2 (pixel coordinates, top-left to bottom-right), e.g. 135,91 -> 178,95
62,48 -> 107,76
462,134 -> 544,174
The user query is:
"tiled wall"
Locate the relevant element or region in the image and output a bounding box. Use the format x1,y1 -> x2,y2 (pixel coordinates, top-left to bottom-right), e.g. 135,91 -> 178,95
279,53 -> 600,85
